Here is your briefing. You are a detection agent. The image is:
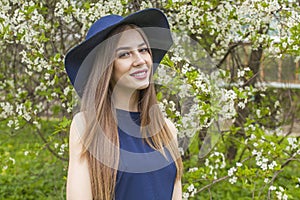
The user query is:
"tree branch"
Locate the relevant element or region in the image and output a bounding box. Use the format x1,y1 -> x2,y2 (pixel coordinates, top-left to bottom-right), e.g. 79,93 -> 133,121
36,128 -> 68,162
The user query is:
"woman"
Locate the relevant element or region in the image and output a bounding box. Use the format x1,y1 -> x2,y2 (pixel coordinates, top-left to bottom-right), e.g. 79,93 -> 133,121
65,8 -> 183,200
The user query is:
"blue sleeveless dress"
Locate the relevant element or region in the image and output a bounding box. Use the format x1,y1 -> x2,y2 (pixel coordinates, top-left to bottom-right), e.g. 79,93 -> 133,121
115,109 -> 177,200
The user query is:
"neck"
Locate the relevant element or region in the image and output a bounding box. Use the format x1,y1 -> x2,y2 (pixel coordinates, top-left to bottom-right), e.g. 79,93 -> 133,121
112,86 -> 139,112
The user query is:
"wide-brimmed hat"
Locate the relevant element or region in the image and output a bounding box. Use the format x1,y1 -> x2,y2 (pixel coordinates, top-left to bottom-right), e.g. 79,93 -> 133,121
64,8 -> 173,96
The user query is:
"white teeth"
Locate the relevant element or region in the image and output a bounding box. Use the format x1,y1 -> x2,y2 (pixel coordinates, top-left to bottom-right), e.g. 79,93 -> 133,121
131,71 -> 146,77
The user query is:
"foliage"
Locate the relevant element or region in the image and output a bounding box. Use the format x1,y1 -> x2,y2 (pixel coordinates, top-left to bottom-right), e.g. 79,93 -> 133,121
0,120 -> 67,199
0,0 -> 299,199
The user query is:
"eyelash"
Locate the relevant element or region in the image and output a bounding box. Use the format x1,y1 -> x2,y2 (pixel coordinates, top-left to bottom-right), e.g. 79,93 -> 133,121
118,52 -> 130,58
139,47 -> 149,53
118,48 -> 149,58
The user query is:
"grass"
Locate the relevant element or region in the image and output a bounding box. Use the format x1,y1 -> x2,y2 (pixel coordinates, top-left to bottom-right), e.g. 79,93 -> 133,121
1,119 -> 300,199
0,121 -> 67,200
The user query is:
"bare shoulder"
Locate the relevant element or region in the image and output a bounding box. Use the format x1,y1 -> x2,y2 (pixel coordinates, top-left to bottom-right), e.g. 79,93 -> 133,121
69,112 -> 87,153
70,112 -> 86,140
164,117 -> 178,140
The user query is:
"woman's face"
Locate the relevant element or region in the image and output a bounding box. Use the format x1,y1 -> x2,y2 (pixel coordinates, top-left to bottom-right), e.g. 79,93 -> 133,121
112,28 -> 152,90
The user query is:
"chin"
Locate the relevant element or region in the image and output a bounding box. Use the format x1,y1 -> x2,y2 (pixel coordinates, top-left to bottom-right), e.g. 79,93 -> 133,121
137,82 -> 150,90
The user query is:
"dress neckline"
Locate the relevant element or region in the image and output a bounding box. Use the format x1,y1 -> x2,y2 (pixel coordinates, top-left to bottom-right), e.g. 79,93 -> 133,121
116,108 -> 140,115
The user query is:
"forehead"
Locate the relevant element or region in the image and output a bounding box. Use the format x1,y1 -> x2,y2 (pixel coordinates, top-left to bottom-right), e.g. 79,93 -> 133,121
116,29 -> 146,47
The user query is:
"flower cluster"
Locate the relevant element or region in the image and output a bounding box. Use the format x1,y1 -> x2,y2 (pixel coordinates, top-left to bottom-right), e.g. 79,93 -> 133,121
1,156 -> 15,172
54,143 -> 68,156
286,137 -> 299,151
204,151 -> 226,180
269,185 -> 288,200
182,184 -> 197,200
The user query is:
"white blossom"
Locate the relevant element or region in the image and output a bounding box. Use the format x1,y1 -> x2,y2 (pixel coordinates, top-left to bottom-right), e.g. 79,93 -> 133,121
236,162 -> 242,167
188,167 -> 198,173
9,157 -> 15,165
264,178 -> 269,183
187,184 -> 194,192
229,176 -> 237,184
182,192 -> 189,200
228,167 -> 237,176
238,102 -> 245,109
270,185 -> 277,191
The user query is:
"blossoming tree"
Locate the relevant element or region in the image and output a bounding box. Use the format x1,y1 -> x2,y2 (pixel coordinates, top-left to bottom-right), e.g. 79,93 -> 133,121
0,0 -> 299,199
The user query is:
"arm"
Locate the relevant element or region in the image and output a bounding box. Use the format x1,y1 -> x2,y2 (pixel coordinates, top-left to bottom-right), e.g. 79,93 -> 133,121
165,118 -> 183,200
172,179 -> 183,200
67,113 -> 93,200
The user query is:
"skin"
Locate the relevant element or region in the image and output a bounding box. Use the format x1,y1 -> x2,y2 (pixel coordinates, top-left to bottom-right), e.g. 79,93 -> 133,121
67,28 -> 182,200
67,113 -> 92,200
111,28 -> 152,112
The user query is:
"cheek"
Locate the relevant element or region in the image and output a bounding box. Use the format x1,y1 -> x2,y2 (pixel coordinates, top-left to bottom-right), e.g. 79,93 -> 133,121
142,53 -> 152,66
113,60 -> 130,81
146,56 -> 153,70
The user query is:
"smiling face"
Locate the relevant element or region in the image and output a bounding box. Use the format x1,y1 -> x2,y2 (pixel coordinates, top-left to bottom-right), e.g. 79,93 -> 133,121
112,27 -> 153,91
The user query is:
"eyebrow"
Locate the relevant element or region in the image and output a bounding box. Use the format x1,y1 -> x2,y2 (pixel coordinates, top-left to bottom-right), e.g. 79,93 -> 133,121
115,42 -> 147,52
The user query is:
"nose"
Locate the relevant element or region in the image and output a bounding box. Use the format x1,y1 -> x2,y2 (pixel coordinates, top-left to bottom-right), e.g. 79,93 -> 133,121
132,51 -> 146,67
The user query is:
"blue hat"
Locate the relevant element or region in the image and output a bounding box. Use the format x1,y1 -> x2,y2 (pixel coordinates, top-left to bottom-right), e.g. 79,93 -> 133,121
64,8 -> 173,96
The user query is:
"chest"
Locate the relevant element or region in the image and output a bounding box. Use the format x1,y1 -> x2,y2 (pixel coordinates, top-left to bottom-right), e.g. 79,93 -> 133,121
116,127 -> 177,200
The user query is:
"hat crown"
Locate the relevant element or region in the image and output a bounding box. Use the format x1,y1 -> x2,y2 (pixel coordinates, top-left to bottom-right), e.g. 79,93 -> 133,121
86,15 -> 123,40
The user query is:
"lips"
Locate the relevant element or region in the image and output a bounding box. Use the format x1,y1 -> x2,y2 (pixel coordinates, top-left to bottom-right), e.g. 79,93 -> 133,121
130,69 -> 148,79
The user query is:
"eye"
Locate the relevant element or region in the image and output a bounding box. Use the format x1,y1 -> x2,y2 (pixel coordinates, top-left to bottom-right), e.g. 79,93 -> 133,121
139,47 -> 149,53
118,51 -> 130,58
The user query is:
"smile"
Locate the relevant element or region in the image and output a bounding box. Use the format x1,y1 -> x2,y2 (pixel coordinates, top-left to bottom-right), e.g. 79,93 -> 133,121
130,70 -> 148,79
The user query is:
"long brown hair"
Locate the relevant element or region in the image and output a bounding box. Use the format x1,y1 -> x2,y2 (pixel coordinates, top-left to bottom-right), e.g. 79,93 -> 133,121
79,24 -> 183,200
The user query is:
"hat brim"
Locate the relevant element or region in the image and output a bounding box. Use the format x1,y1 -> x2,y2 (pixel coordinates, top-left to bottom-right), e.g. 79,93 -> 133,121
64,8 -> 173,96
